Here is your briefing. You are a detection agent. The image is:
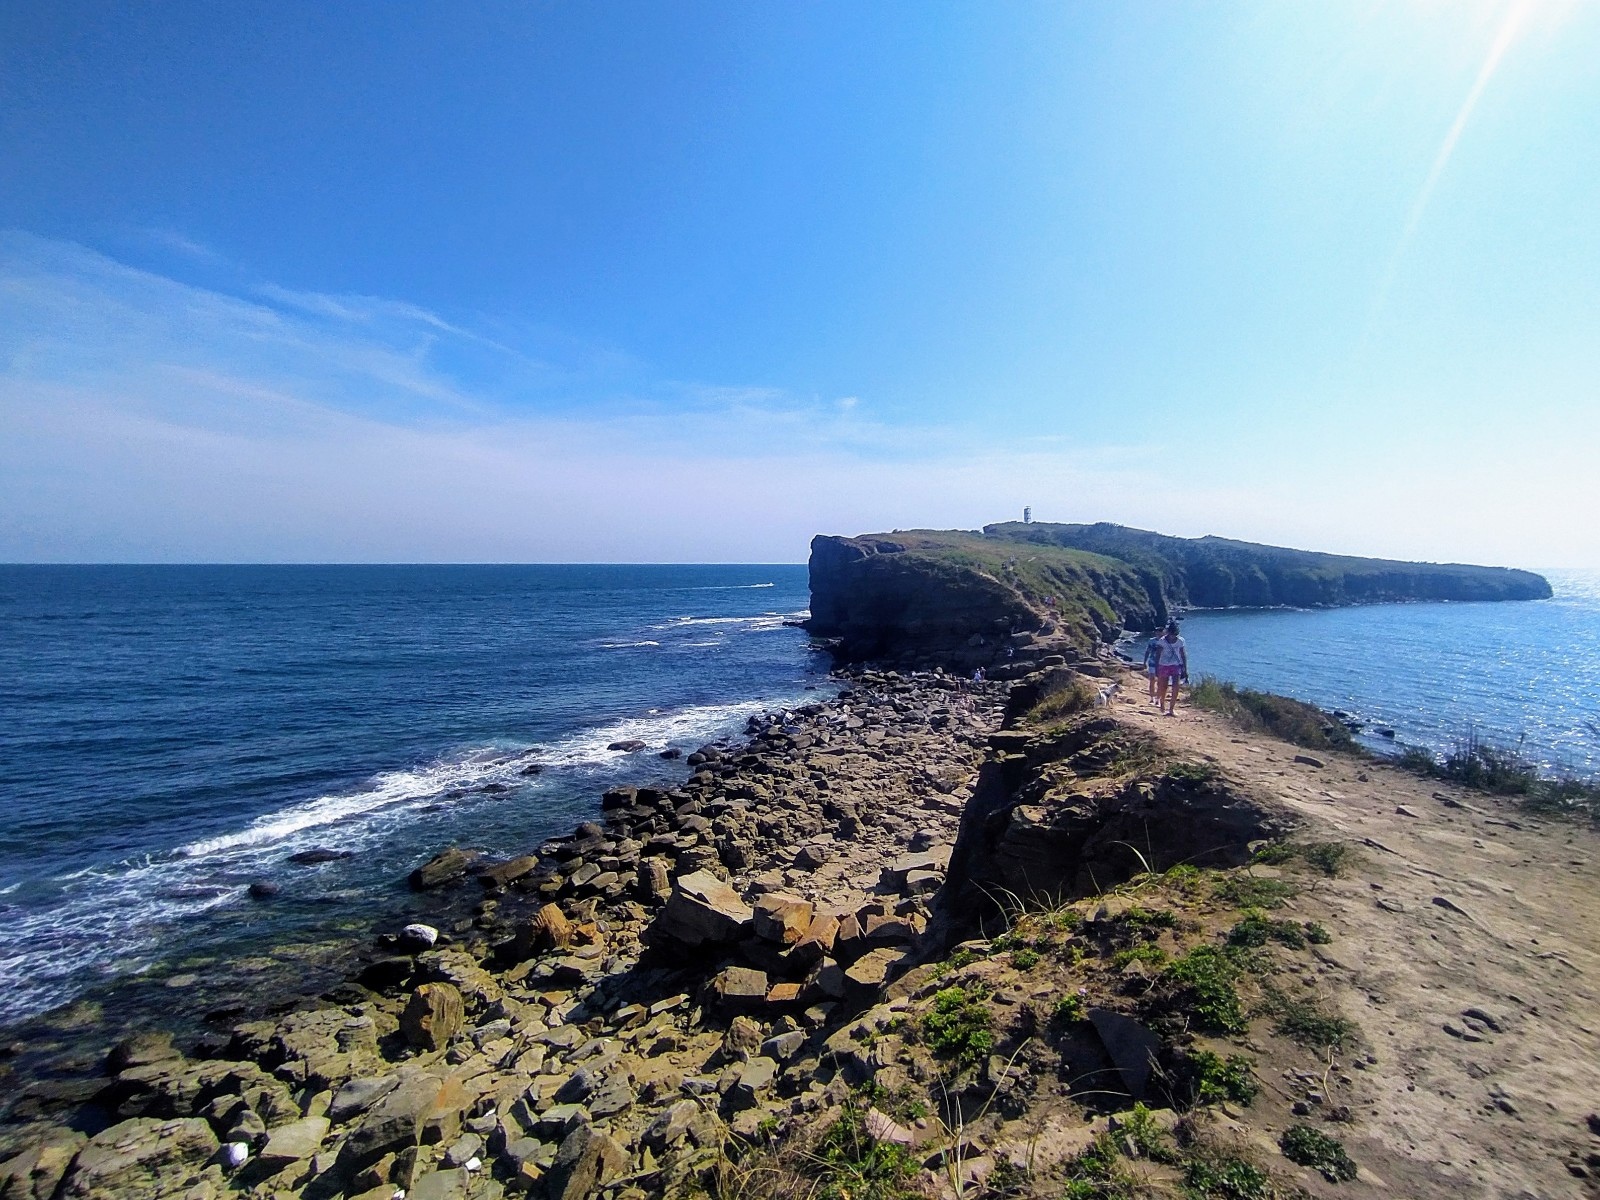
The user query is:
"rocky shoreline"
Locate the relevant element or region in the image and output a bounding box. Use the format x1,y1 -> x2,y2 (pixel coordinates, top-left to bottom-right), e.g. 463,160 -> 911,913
0,663 -> 1028,1199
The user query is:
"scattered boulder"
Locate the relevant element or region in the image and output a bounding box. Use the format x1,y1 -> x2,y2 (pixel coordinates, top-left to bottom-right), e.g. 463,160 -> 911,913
1088,1009 -> 1161,1101
57,1117 -> 218,1200
607,740 -> 648,753
544,1125 -> 627,1200
707,966 -> 770,1014
287,848 -> 353,865
752,893 -> 814,945
0,1131 -> 85,1200
651,870 -> 754,946
256,1115 -> 329,1171
400,983 -> 464,1051
727,1057 -> 779,1110
794,844 -> 830,869
340,1073 -> 445,1174
408,847 -> 480,890
329,1074 -> 402,1123
396,923 -> 440,953
477,854 -> 539,889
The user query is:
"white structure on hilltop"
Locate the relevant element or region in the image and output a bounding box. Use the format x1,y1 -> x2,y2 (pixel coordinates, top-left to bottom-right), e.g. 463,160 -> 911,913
1023,506 -> 1033,524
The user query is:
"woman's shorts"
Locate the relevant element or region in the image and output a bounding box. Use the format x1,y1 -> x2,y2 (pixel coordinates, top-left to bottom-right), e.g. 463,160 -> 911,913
1157,664 -> 1183,680
1146,664 -> 1158,677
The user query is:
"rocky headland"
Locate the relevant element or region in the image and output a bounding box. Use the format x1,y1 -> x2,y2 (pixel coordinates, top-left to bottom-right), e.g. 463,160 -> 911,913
1,526 -> 1592,1200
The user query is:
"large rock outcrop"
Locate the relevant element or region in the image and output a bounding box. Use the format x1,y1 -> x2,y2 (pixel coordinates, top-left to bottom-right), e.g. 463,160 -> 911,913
805,531 -> 1159,670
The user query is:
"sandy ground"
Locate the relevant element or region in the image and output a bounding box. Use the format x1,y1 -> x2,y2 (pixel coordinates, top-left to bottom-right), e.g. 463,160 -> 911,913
1106,668 -> 1600,1198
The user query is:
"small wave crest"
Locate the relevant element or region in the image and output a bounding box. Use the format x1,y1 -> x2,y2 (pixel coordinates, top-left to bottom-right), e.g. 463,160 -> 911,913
0,689 -> 821,1025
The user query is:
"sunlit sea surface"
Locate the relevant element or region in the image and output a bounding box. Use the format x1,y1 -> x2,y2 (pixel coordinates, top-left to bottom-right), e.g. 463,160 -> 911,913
1171,569 -> 1600,778
0,565 -> 824,1025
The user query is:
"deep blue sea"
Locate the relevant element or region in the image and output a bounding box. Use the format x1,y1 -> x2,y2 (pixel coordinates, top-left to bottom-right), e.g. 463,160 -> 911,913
0,565 -> 824,1026
1172,568 -> 1600,778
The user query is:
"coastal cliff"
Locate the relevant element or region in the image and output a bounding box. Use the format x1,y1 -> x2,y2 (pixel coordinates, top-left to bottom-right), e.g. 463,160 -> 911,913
805,530 -> 1162,671
985,521 -> 1553,608
807,522 -> 1552,669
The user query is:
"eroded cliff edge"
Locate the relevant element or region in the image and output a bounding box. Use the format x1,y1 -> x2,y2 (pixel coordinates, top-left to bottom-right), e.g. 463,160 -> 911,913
806,523 -> 1552,669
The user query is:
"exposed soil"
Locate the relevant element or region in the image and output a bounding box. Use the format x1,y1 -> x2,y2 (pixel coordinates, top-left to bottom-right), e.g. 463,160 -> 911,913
1107,666 -> 1600,1198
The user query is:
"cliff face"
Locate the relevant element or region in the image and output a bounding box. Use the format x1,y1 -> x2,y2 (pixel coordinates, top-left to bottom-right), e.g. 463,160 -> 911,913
984,521 -> 1554,608
805,530 -> 1161,670
808,521 -> 1551,670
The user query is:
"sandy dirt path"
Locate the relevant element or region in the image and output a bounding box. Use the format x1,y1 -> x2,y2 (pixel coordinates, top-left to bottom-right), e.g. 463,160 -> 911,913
1106,668 -> 1600,1198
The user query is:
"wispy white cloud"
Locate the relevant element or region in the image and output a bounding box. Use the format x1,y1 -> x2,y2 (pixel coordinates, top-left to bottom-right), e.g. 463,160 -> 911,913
1,231 -> 1591,565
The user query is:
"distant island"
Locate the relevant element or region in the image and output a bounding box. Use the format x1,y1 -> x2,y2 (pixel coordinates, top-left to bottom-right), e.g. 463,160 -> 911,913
807,522 -> 1551,669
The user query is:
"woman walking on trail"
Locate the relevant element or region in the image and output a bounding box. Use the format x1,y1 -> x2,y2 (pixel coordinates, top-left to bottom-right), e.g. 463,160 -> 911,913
1154,621 -> 1188,716
1143,630 -> 1163,702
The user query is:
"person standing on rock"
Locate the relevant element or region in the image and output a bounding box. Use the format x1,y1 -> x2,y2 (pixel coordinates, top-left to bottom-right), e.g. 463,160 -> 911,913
1144,629 -> 1163,702
1154,621 -> 1188,715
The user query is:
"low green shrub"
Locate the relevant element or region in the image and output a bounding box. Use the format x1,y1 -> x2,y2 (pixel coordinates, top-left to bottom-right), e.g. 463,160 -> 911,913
1112,942 -> 1169,969
1174,1049 -> 1260,1107
812,1100 -> 924,1200
1261,984 -> 1358,1050
921,986 -> 994,1067
1011,947 -> 1041,970
1052,992 -> 1086,1025
1189,677 -> 1355,753
1119,1102 -> 1178,1164
1061,1133 -> 1139,1200
1215,874 -> 1296,910
1279,1125 -> 1358,1182
1168,761 -> 1219,786
1160,946 -> 1247,1035
1227,912 -> 1308,950
1181,1138 -> 1275,1200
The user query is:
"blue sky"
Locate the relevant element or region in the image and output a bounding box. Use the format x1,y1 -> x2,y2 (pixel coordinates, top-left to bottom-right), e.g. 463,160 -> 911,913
2,0 -> 1596,563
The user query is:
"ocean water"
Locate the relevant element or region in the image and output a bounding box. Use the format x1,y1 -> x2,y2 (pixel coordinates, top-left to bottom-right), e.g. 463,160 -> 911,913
0,565 -> 823,1026
1171,568 -> 1600,777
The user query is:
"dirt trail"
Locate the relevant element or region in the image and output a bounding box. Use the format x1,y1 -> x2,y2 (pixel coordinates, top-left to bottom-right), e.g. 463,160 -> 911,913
1107,670 -> 1600,1198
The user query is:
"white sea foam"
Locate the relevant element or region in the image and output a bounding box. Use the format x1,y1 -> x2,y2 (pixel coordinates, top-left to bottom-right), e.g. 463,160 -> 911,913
652,612 -> 791,631
178,751 -> 524,857
598,640 -> 661,648
0,689 -> 829,1024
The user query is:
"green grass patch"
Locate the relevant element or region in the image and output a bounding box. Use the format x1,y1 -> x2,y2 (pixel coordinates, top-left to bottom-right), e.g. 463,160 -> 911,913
1027,677 -> 1100,726
812,1099 -> 924,1200
1227,911 -> 1319,951
1251,840 -> 1352,877
1261,984 -> 1358,1050
1171,1049 -> 1260,1108
1159,946 -> 1248,1035
1182,1141 -> 1276,1200
1279,1125 -> 1358,1182
1011,947 -> 1041,970
1119,1102 -> 1179,1164
1189,677 -> 1355,753
1112,942 -> 1170,969
1215,874 -> 1296,910
921,985 -> 994,1068
1167,761 -> 1220,787
1052,992 -> 1087,1025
